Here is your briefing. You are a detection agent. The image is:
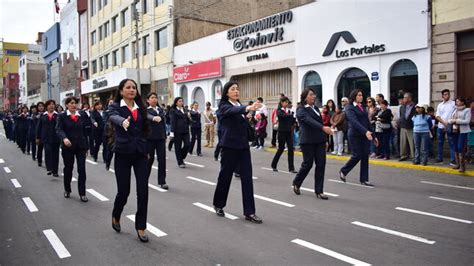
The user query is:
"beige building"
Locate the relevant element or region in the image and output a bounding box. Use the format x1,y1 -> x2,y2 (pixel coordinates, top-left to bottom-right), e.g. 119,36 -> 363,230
431,0 -> 474,105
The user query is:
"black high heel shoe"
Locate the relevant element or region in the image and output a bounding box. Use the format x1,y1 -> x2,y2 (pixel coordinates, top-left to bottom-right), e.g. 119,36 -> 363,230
316,193 -> 329,200
292,184 -> 301,195
80,195 -> 88,202
112,218 -> 121,232
136,230 -> 149,242
64,192 -> 70,198
339,171 -> 346,183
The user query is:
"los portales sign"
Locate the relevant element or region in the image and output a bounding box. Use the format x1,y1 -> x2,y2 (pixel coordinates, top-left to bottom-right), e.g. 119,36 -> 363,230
322,31 -> 386,58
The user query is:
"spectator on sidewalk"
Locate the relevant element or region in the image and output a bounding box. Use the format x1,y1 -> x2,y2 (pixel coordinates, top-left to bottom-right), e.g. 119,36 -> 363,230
203,102 -> 216,148
435,89 -> 456,165
398,92 -> 416,161
375,100 -> 393,160
375,93 -> 385,108
341,97 -> 350,154
448,97 -> 471,172
427,106 -> 437,159
270,107 -> 278,148
255,113 -> 268,150
467,101 -> 474,164
366,97 -> 379,158
321,105 -> 332,152
412,104 -> 432,166
330,105 -> 345,156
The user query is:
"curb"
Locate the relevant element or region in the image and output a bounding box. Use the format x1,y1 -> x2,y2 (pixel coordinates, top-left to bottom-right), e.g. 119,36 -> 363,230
265,147 -> 474,177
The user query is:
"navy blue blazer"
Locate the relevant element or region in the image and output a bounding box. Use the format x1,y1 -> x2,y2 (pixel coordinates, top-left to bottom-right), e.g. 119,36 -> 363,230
169,108 -> 190,134
296,105 -> 326,144
36,112 -> 60,143
216,100 -> 250,150
189,110 -> 201,128
277,108 -> 295,132
56,112 -> 89,150
146,106 -> 167,140
90,110 -> 104,131
345,104 -> 371,137
108,102 -> 148,155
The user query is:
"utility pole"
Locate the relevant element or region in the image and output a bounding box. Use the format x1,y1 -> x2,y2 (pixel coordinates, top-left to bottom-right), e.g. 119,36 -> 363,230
133,0 -> 141,94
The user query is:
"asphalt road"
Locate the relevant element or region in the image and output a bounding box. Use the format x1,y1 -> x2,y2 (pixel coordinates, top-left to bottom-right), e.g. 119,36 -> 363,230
1,133 -> 473,265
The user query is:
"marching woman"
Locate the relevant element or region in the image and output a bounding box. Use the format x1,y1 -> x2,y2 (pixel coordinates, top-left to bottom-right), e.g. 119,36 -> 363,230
36,100 -> 60,177
339,89 -> 375,186
90,101 -> 104,162
17,106 -> 30,154
56,96 -> 89,202
169,97 -> 191,168
35,102 -> 45,167
292,88 -> 333,199
27,105 -> 38,160
146,92 -> 168,189
271,96 -> 297,173
81,102 -> 94,152
188,102 -> 202,156
109,79 -> 150,243
212,81 -> 263,223
102,98 -> 115,170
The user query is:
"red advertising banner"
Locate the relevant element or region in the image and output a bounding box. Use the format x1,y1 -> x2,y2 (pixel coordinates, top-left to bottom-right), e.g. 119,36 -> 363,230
173,58 -> 222,83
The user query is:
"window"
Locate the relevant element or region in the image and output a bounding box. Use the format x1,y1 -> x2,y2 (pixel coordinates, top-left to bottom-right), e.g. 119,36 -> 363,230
122,45 -> 130,62
155,0 -> 164,7
112,49 -> 119,66
142,35 -> 149,55
99,56 -> 103,71
121,8 -> 129,27
155,27 -> 168,50
90,0 -> 96,16
142,0 -> 148,13
112,15 -> 118,33
104,54 -> 109,69
98,0 -> 102,10
132,41 -> 137,59
103,0 -> 107,6
389,59 -> 418,105
303,71 -> 323,107
91,30 -> 97,45
104,21 -> 110,38
98,25 -> 103,41
92,60 -> 97,74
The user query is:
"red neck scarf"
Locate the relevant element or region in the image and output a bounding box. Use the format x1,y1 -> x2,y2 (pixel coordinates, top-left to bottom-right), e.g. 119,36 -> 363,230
128,107 -> 138,122
70,114 -> 78,122
47,112 -> 54,121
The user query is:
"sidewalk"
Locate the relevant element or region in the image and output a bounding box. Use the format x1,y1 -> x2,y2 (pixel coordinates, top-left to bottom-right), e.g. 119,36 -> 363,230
265,147 -> 474,177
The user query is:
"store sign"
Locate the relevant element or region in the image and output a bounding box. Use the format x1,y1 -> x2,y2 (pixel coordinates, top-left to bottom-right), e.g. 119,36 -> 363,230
227,11 -> 293,52
322,31 -> 386,58
247,52 -> 269,62
173,58 -> 222,83
93,77 -> 108,90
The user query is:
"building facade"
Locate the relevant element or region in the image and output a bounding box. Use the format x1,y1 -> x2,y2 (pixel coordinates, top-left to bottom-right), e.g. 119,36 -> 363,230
41,23 -> 62,104
18,50 -> 46,106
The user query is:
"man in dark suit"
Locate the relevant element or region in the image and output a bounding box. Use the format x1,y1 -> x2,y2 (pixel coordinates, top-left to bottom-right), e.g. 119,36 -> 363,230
146,93 -> 168,189
292,88 -> 333,199
398,92 -> 416,161
339,89 -> 375,186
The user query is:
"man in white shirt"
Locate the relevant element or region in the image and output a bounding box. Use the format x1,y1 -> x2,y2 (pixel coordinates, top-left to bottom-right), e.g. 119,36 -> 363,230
435,89 -> 456,165
255,97 -> 268,117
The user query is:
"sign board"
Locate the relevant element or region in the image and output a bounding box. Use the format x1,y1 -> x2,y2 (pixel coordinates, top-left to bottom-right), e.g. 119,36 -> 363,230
173,58 -> 222,83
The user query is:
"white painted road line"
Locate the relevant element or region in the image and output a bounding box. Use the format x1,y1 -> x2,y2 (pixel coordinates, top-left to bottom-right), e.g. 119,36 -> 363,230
0,158 -> 5,163
429,196 -> 474,206
351,221 -> 436,245
148,183 -> 168,192
4,167 -> 12,173
109,169 -> 115,173
86,159 -> 98,165
72,177 -> 77,182
291,239 -> 371,266
42,229 -> 71,259
86,189 -> 109,201
186,176 -> 216,186
299,187 -> 339,197
328,179 -> 375,188
252,176 -> 259,180
193,202 -> 239,220
126,215 -> 167,237
261,167 -> 291,174
254,194 -> 295,207
151,166 -> 169,172
184,161 -> 205,168
22,197 -> 39,212
420,181 -> 474,191
10,179 -> 21,188
395,207 -> 473,224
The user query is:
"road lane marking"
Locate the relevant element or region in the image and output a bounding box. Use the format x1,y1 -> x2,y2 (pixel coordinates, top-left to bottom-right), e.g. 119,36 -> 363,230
72,177 -> 77,182
0,158 -> 5,163
420,181 -> 474,190
429,196 -> 474,206
254,194 -> 295,207
298,187 -> 339,197
186,176 -> 216,186
86,159 -> 98,165
184,161 -> 205,168
148,183 -> 168,192
261,167 -> 292,174
109,169 -> 115,173
351,221 -> 436,245
4,167 -> 12,173
126,215 -> 167,237
328,179 -> 375,188
151,166 -> 169,172
291,239 -> 371,266
22,197 -> 39,212
42,229 -> 71,259
395,207 -> 473,224
252,176 -> 259,180
10,179 -> 21,188
193,202 -> 239,220
86,189 -> 109,201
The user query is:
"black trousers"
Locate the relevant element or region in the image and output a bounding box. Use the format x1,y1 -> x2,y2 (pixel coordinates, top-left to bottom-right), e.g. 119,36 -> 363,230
174,133 -> 190,165
37,143 -> 44,164
91,131 -> 103,160
189,127 -> 201,155
18,130 -> 27,153
147,139 -> 166,185
213,147 -> 256,216
293,142 -> 326,193
341,136 -> 369,182
271,131 -> 295,170
62,148 -> 87,195
28,139 -> 36,159
102,134 -> 109,163
87,130 -> 94,152
214,131 -> 222,160
112,152 -> 149,230
44,142 -> 60,174
271,129 -> 278,146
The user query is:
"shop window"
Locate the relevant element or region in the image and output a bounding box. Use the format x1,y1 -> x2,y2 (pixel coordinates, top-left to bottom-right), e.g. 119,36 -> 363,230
180,85 -> 188,106
337,67 -> 370,104
389,59 -> 418,105
212,80 -> 222,107
303,71 -> 323,107
192,87 -> 205,112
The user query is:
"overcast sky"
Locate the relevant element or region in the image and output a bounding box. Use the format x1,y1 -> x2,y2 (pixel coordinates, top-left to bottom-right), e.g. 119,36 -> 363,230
0,0 -> 65,44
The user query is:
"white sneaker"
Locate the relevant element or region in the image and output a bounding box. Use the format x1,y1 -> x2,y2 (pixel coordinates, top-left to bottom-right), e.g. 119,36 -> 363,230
331,151 -> 337,155
337,153 -> 342,156
253,146 -> 260,149
258,146 -> 263,150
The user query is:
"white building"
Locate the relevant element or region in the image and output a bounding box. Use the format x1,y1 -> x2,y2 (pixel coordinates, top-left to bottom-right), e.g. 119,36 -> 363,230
18,45 -> 46,106
173,0 -> 430,110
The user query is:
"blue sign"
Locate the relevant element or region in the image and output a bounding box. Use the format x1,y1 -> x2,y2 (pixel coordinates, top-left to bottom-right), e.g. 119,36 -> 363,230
371,72 -> 379,81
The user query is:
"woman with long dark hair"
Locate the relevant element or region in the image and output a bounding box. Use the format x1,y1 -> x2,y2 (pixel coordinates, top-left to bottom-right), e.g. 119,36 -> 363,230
169,97 -> 191,168
188,101 -> 202,156
36,100 -> 60,177
271,96 -> 297,172
35,102 -> 45,167
109,79 -> 150,242
212,81 -> 263,223
27,105 -> 38,160
17,106 -> 29,154
90,101 -> 104,162
339,89 -> 374,186
56,96 -> 89,202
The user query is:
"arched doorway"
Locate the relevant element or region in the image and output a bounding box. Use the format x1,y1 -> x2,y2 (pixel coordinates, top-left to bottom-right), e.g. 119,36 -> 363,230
179,85 -> 188,106
211,80 -> 223,107
192,87 -> 205,112
337,67 -> 370,104
389,59 -> 418,105
302,71 -> 323,107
